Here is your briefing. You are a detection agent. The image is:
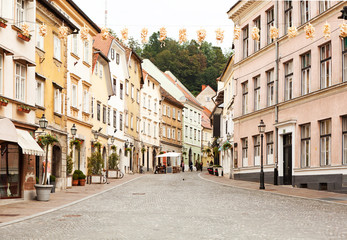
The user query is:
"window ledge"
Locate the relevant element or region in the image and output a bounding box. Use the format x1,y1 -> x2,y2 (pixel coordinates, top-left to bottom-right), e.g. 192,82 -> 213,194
82,111 -> 90,116
83,61 -> 90,68
71,106 -> 79,112
36,105 -> 45,110
70,52 -> 80,60
54,112 -> 62,118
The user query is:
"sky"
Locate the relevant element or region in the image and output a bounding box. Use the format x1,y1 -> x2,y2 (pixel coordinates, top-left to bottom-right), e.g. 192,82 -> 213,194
74,0 -> 237,51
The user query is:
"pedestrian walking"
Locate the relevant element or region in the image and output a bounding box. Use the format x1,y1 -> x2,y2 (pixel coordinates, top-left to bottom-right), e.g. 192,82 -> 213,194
189,160 -> 193,172
200,161 -> 203,172
181,160 -> 185,172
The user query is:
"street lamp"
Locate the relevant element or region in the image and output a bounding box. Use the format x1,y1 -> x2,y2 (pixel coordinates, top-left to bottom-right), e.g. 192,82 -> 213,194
39,114 -> 48,129
226,133 -> 233,179
93,130 -> 99,142
338,6 -> 347,20
71,124 -> 77,137
258,119 -> 265,190
110,136 -> 115,144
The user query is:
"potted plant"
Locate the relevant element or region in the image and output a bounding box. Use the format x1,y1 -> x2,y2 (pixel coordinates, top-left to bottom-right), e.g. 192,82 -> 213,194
141,147 -> 146,154
0,17 -> 8,28
34,134 -> 58,201
18,104 -> 31,113
17,31 -> 31,41
222,142 -> 232,151
50,175 -> 56,193
78,172 -> 86,186
0,97 -> 8,106
72,173 -> 79,186
87,150 -> 104,183
108,150 -> 120,179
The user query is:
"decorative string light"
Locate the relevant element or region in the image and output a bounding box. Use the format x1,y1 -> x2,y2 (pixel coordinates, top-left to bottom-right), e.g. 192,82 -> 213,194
234,25 -> 241,40
179,28 -> 187,44
287,26 -> 298,38
80,25 -> 89,41
141,28 -> 148,44
58,24 -> 68,40
340,23 -> 347,38
159,27 -> 167,47
121,28 -> 129,41
215,28 -> 224,44
101,27 -> 109,40
270,26 -> 279,40
251,26 -> 260,41
39,23 -> 47,37
21,23 -> 30,37
304,23 -> 315,40
196,28 -> 206,44
323,22 -> 331,39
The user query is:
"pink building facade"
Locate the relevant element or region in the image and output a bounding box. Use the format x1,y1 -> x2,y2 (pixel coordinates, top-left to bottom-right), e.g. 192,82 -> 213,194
228,0 -> 347,191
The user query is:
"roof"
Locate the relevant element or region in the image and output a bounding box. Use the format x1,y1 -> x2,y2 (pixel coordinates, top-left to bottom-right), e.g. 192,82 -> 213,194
219,55 -> 234,82
93,34 -> 113,57
143,69 -> 160,85
160,87 -> 184,109
203,107 -> 212,118
195,85 -> 216,98
227,0 -> 242,14
201,110 -> 212,129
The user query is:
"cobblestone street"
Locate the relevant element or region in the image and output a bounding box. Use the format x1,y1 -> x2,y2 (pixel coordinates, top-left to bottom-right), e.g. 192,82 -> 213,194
1,172 -> 347,239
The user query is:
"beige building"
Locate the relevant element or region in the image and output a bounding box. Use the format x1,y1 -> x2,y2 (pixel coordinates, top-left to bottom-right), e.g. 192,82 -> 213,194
196,85 -> 216,112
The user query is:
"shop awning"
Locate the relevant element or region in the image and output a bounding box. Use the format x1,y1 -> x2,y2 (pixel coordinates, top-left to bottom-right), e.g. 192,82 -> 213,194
0,118 -> 18,143
0,44 -> 14,55
156,152 -> 182,158
16,129 -> 44,156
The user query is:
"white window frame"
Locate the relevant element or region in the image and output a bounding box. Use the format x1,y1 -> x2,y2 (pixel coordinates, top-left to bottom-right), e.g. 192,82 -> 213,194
342,38 -> 347,82
301,124 -> 311,168
99,63 -> 103,78
36,22 -> 44,50
242,81 -> 248,115
172,108 -> 176,119
154,123 -> 157,138
54,35 -> 61,61
254,135 -> 260,166
131,84 -> 134,99
284,60 -> 293,101
301,52 -> 311,95
167,127 -> 171,139
148,123 -> 150,136
54,88 -> 62,114
266,132 -> 274,164
163,125 -> 166,137
343,116 -> 347,165
253,17 -> 261,52
84,41 -> 89,63
95,61 -> 98,75
36,80 -> 44,107
125,113 -> 129,127
284,0 -> 293,34
300,0 -> 310,24
243,26 -> 248,58
167,106 -> 170,117
320,119 -> 331,166
163,104 -> 166,115
15,63 -> 26,101
242,138 -> 248,167
125,80 -> 129,95
267,70 -> 274,106
172,129 -> 175,140
267,7 -> 274,44
71,84 -> 77,108
178,130 -> 181,141
319,0 -> 331,13
254,76 -> 260,111
137,89 -> 140,103
72,34 -> 78,56
178,110 -> 181,121
320,43 -> 331,89
130,115 -> 134,129
83,89 -> 89,113
16,0 -> 25,27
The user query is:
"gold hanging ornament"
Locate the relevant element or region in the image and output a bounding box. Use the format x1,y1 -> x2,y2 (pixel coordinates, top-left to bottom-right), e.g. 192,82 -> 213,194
270,26 -> 279,40
39,23 -> 47,37
287,26 -> 298,38
58,24 -> 68,40
121,28 -> 128,42
159,27 -> 167,47
304,23 -> 315,40
101,27 -> 109,40
21,23 -> 30,37
141,28 -> 148,44
196,29 -> 206,45
323,22 -> 331,40
339,23 -> 347,38
179,28 -> 187,44
215,28 -> 224,44
80,25 -> 89,41
251,26 -> 260,41
234,25 -> 241,40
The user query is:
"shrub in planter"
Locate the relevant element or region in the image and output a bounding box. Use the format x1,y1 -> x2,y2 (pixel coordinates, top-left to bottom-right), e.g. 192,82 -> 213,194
108,152 -> 120,170
78,172 -> 86,186
72,173 -> 79,186
87,151 -> 104,183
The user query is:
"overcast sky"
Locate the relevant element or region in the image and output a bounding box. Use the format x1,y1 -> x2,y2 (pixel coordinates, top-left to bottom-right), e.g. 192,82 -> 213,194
74,0 -> 236,51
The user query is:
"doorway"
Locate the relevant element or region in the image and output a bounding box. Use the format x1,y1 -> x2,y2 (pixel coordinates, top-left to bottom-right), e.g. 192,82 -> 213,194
283,134 -> 292,185
147,147 -> 149,171
52,145 -> 61,178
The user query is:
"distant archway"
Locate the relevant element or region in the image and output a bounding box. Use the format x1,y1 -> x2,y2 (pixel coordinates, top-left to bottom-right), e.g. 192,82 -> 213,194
52,145 -> 62,177
102,147 -> 107,169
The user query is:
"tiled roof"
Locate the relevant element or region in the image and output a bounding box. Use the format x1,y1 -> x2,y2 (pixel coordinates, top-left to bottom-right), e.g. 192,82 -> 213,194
160,87 -> 184,109
201,110 -> 212,129
93,34 -> 112,57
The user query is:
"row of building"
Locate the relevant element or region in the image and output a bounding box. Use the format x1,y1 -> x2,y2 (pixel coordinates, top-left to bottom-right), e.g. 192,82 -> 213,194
212,0 -> 347,192
0,0 -> 215,200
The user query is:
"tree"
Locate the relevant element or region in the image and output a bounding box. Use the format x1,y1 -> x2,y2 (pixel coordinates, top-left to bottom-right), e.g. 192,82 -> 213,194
38,134 -> 58,185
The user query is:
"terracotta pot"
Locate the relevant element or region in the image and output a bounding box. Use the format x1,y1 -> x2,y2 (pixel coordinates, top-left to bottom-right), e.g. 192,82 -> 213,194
0,101 -> 8,106
79,179 -> 86,186
0,22 -> 7,28
17,33 -> 31,42
72,179 -> 79,186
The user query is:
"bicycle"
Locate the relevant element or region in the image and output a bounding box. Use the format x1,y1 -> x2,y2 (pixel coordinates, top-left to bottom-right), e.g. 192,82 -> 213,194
101,170 -> 108,184
115,170 -> 124,179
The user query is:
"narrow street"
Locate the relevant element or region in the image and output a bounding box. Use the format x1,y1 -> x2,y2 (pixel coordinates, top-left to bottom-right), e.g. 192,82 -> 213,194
1,172 -> 347,239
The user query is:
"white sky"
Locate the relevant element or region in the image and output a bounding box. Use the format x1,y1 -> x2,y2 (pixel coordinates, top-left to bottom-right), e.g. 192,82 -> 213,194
74,0 -> 237,51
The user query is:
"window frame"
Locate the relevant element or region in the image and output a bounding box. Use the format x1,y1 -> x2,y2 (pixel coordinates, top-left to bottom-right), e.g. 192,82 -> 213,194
15,62 -> 26,101
266,132 -> 274,164
253,17 -> 261,52
253,135 -> 260,166
54,88 -> 62,114
242,81 -> 248,115
36,22 -> 44,50
267,69 -> 274,106
242,138 -> 248,167
301,52 -> 311,95
103,105 -> 107,124
301,124 -> 311,168
97,103 -> 101,121
300,0 -> 310,24
253,75 -> 260,111
284,0 -> 293,34
71,84 -> 77,108
320,119 -> 331,166
113,110 -> 117,130
320,42 -> 332,89
266,7 -> 274,44
343,116 -> 347,165
242,25 -> 249,58
84,40 -> 89,63
319,0 -> 331,13
342,38 -> 347,82
284,60 -> 293,101
53,34 -> 61,61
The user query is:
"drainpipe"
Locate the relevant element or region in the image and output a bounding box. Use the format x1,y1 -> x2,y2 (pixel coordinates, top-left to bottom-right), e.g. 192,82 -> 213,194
274,0 -> 279,185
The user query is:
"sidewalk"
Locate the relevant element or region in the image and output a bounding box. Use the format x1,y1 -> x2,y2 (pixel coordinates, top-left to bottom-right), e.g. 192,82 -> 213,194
0,174 -> 141,226
200,172 -> 347,205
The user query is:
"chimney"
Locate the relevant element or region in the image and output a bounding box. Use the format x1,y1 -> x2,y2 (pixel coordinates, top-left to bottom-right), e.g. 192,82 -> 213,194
202,85 -> 207,91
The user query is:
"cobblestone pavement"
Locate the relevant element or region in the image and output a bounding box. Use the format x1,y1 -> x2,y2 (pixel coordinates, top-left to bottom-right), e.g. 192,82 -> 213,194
1,172 -> 347,239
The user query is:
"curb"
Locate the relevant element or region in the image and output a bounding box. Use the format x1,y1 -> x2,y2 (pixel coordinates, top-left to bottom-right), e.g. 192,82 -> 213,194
0,176 -> 143,228
198,173 -> 347,206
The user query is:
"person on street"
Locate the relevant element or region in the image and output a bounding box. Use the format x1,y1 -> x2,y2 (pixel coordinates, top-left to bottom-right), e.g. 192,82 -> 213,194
189,160 -> 193,172
181,160 -> 185,172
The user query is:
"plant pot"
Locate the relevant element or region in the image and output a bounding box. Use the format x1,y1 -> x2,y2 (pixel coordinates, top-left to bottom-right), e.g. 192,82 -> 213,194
66,176 -> 72,188
218,168 -> 223,177
17,32 -> 31,42
107,170 -> 118,179
79,179 -> 86,186
91,175 -> 102,184
34,184 -> 53,201
0,101 -> 8,106
72,179 -> 79,186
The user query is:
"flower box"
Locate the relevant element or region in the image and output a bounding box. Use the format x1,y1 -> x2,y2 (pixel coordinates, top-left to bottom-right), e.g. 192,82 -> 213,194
18,104 -> 31,113
0,17 -> 7,28
0,98 -> 8,106
17,32 -> 31,42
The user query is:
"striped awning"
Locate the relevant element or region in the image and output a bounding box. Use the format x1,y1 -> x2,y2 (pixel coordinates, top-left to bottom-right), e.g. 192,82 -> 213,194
16,129 -> 44,156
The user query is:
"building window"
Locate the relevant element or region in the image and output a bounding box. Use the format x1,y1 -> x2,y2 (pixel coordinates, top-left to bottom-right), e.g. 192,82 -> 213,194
178,110 -> 181,121
15,63 -> 26,101
83,90 -> 89,113
72,34 -> 78,56
130,115 -> 134,129
267,7 -> 274,44
154,123 -> 157,137
320,43 -> 331,89
300,0 -> 310,24
95,62 -> 98,75
343,116 -> 347,165
284,0 -> 293,34
266,132 -> 274,164
162,125 -> 165,137
36,23 -> 44,50
172,108 -> 176,119
131,84 -> 134,99
71,84 -> 77,107
125,80 -> 129,95
254,135 -> 260,166
242,138 -> 248,167
198,130 -> 200,141
120,83 -> 123,100
54,88 -> 62,114
116,53 -> 120,64
163,104 -> 166,115
319,0 -> 330,13
107,107 -> 110,126
320,119 -> 331,166
243,25 -> 249,58
113,78 -> 117,95
91,97 -> 94,118
167,127 -> 170,139
0,54 -> 2,94
16,0 -> 25,26
103,106 -> 106,124
301,124 -> 310,168
154,101 -> 157,113
99,63 -> 103,78
185,125 -> 188,138
253,17 -> 261,52
136,118 -> 140,132
119,113 -> 123,131
301,52 -> 311,95
137,89 -> 140,103
267,69 -> 274,106
36,80 -> 44,107
54,35 -> 61,61
148,98 -> 151,111
172,129 -> 175,140
111,48 -> 115,60
167,106 -> 170,117
113,110 -> 117,130
84,41 -> 89,63
284,60 -> 293,101
342,38 -> 347,82
254,76 -> 260,111
125,112 -> 128,127
190,127 -> 192,139
194,129 -> 197,140
178,130 -> 181,141
242,81 -> 248,115
97,103 -> 101,121
198,113 -> 201,124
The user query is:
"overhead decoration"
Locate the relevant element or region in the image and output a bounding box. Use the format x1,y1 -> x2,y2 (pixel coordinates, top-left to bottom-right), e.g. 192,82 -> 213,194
270,26 -> 279,40
58,24 -> 68,40
323,22 -> 331,39
287,26 -> 298,38
21,23 -> 30,37
121,28 -> 129,42
179,28 -> 187,44
251,26 -> 260,41
39,23 -> 47,37
215,28 -> 224,44
340,23 -> 347,38
141,28 -> 148,44
304,23 -> 315,40
233,25 -> 241,40
196,28 -> 206,45
80,25 -> 89,41
159,27 -> 167,47
101,27 -> 109,40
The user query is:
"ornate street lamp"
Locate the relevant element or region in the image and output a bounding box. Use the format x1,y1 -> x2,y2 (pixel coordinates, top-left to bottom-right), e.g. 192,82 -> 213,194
226,133 -> 231,141
71,124 -> 77,137
258,119 -> 266,190
110,136 -> 115,144
93,130 -> 99,142
39,114 -> 48,129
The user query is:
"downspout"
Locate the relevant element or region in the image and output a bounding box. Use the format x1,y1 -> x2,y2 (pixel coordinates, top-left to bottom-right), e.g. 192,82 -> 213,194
274,0 -> 279,185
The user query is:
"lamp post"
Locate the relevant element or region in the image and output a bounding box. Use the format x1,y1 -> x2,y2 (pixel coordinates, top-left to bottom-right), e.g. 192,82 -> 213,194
227,133 -> 233,179
71,124 -> 77,138
258,120 -> 265,190
39,114 -> 48,130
